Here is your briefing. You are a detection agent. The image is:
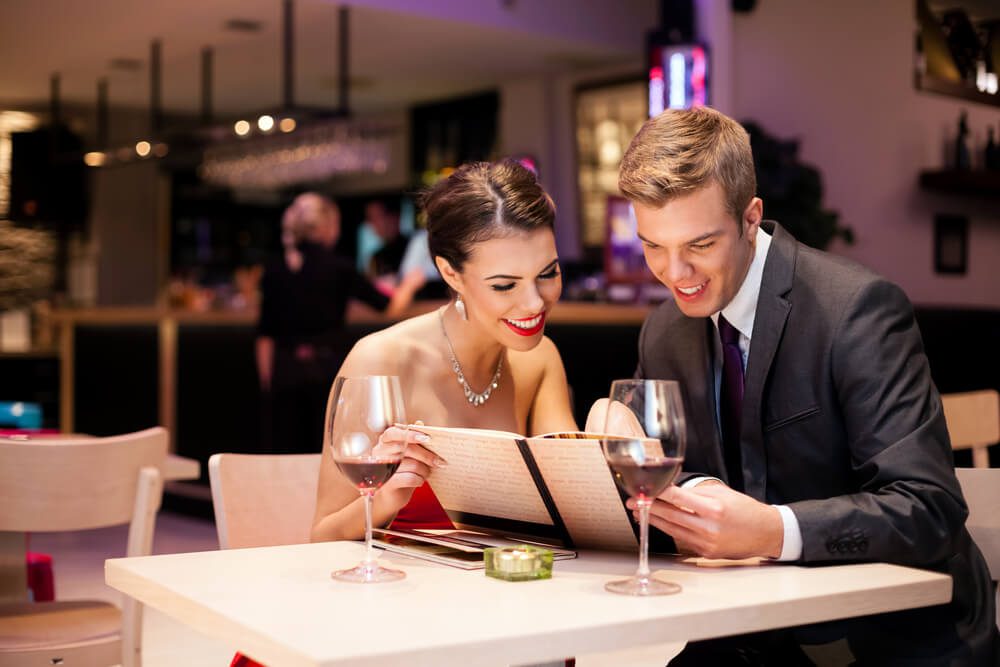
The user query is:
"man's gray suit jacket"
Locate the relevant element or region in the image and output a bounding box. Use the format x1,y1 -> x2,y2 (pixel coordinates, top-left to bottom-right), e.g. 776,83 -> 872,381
636,220 -> 997,664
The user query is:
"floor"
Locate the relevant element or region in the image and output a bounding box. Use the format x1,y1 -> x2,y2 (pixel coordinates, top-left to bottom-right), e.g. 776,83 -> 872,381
30,511 -> 237,667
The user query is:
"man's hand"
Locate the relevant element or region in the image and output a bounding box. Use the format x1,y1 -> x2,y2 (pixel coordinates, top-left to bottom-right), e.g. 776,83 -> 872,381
630,483 -> 784,560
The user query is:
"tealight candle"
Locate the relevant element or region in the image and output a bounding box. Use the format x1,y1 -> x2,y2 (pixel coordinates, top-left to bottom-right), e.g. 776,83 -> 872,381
483,545 -> 553,581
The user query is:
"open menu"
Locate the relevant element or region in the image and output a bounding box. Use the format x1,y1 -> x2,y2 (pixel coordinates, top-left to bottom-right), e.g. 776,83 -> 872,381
371,527 -> 577,570
408,425 -> 641,551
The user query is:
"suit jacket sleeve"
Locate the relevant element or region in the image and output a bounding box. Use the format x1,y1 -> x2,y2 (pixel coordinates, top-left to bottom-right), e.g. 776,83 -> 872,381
788,279 -> 967,566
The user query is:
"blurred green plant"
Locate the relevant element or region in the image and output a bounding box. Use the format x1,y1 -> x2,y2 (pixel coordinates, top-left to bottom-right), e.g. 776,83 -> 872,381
743,121 -> 853,250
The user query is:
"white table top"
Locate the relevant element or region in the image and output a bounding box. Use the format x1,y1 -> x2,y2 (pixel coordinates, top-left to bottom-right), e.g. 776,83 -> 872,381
106,542 -> 951,667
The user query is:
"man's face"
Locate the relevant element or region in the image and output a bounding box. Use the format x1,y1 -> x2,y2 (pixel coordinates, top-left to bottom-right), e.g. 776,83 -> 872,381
366,202 -> 399,240
634,181 -> 762,318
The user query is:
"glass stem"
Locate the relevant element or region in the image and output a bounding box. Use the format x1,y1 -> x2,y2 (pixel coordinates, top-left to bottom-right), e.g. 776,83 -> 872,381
363,491 -> 375,567
637,501 -> 651,580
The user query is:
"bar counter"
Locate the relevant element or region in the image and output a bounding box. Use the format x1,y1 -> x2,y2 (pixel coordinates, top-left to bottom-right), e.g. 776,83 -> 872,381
47,301 -> 649,501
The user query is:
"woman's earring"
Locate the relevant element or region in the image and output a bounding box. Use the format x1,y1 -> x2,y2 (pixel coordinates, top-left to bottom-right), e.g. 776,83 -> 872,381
455,294 -> 468,321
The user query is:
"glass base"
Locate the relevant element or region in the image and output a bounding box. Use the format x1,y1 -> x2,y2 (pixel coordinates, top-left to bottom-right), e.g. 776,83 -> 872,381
332,561 -> 405,583
605,575 -> 681,596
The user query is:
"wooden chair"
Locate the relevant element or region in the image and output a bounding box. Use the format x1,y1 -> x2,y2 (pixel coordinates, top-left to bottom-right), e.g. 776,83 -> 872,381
208,453 -> 321,549
941,389 -> 1000,469
0,427 -> 168,667
955,468 -> 1000,631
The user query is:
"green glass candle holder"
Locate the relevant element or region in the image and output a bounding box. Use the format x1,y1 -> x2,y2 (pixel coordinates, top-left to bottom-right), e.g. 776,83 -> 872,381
484,545 -> 553,582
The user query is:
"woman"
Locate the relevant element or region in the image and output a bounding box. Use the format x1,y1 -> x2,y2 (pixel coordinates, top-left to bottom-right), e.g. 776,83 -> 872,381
311,161 -> 577,540
256,192 -> 424,455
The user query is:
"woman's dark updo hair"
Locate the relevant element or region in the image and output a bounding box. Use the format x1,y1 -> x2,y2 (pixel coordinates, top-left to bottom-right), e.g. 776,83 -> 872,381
421,160 -> 556,272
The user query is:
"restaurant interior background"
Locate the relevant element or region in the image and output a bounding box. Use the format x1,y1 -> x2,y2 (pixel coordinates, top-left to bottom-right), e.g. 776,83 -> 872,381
1,0 -> 998,512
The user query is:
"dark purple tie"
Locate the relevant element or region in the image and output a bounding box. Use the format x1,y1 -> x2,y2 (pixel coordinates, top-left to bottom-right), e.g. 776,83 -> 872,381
718,315 -> 745,492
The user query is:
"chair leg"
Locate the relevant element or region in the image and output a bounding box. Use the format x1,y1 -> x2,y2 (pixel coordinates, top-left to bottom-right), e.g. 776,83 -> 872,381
972,446 -> 989,469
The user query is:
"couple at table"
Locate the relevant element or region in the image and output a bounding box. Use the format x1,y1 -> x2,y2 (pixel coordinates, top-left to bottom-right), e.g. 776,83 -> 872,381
312,108 -> 998,665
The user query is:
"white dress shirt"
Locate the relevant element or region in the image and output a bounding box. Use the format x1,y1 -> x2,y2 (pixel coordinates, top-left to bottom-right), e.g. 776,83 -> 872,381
682,226 -> 803,561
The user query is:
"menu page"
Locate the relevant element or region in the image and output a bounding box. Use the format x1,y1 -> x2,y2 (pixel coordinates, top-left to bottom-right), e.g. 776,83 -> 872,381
526,436 -> 638,551
416,426 -> 553,525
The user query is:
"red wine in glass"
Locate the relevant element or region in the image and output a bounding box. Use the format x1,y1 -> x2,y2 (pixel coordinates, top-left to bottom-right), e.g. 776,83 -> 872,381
608,457 -> 683,501
327,375 -> 408,583
602,379 -> 687,597
336,458 -> 401,491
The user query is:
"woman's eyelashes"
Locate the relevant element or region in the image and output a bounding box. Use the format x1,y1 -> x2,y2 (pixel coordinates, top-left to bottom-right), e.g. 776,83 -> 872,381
489,267 -> 560,292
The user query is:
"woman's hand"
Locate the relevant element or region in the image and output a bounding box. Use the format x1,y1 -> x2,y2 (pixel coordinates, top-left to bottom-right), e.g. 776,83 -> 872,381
377,423 -> 446,510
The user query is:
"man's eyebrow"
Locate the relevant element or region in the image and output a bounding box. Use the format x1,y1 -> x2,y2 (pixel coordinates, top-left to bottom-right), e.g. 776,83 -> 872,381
687,232 -> 719,244
636,231 -> 720,246
484,258 -> 559,281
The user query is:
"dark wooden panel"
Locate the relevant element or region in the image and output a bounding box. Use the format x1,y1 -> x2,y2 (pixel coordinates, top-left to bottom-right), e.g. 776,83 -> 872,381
74,325 -> 158,436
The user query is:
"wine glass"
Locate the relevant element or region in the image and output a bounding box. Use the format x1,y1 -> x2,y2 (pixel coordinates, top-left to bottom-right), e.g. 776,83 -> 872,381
602,379 -> 686,596
327,375 -> 407,583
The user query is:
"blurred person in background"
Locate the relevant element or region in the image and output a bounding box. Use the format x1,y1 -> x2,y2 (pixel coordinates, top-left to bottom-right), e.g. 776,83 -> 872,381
256,192 -> 424,454
364,197 -> 410,280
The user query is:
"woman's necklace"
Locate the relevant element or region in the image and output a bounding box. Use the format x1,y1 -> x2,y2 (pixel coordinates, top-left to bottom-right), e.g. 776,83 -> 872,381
438,308 -> 503,407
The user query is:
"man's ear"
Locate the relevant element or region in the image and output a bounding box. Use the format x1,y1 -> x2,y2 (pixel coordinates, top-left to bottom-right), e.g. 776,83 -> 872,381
742,196 -> 763,237
434,256 -> 464,294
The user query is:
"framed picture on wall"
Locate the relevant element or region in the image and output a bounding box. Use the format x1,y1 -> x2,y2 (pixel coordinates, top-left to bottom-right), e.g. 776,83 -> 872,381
934,214 -> 968,274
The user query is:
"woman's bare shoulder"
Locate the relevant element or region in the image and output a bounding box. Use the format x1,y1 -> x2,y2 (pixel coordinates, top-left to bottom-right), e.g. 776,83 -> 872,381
341,311 -> 440,375
508,334 -> 564,374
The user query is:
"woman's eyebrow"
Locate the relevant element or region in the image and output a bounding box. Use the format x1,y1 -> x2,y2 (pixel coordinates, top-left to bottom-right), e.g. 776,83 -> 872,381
537,259 -> 559,273
484,258 -> 558,281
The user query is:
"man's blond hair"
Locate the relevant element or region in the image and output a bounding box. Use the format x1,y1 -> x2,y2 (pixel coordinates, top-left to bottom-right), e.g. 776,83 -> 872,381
618,106 -> 755,223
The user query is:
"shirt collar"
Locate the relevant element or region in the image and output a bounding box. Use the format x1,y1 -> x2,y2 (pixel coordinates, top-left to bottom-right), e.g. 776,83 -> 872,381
710,225 -> 772,340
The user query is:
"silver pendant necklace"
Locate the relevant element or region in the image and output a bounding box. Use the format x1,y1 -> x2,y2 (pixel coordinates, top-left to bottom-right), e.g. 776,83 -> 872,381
438,308 -> 503,407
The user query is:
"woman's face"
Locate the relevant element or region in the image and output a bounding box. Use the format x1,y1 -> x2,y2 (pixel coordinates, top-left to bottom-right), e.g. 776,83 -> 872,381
456,227 -> 561,352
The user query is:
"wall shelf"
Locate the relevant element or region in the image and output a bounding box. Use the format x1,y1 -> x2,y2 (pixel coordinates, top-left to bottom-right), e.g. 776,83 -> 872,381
918,170 -> 1000,198
915,73 -> 1000,109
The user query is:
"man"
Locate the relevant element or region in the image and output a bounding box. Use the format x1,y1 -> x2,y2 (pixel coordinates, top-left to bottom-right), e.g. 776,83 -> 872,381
365,197 -> 410,279
618,106 -> 997,664
256,193 -> 422,454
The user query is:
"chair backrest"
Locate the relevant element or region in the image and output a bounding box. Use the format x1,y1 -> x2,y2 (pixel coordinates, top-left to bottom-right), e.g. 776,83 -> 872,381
941,389 -> 1000,469
956,468 -> 1000,581
0,427 -> 168,667
209,453 -> 322,549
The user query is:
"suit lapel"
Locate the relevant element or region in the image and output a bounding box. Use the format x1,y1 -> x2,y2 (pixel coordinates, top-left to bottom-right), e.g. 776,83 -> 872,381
740,221 -> 795,500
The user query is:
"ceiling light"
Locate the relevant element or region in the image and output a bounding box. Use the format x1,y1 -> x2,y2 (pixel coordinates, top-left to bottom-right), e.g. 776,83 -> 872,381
257,115 -> 275,132
234,120 -> 251,137
135,140 -> 152,157
279,117 -> 296,133
83,151 -> 106,167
